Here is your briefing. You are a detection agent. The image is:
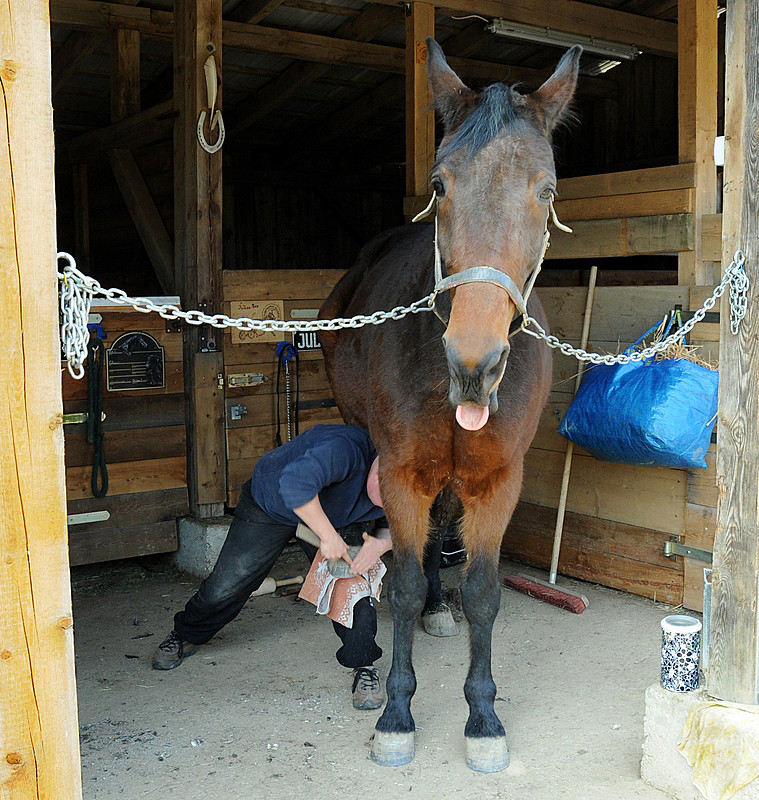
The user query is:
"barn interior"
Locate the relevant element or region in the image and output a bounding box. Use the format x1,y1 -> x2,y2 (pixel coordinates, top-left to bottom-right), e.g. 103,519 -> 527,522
55,0 -> 722,620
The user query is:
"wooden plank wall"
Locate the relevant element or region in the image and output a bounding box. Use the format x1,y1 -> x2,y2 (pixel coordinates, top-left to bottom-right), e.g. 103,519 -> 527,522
502,285 -> 692,605
222,269 -> 346,506
62,303 -> 188,565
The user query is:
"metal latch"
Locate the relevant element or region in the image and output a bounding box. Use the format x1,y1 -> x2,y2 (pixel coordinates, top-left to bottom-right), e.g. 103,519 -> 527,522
664,540 -> 713,564
229,404 -> 248,421
67,510 -> 111,526
227,372 -> 267,388
62,412 -> 106,425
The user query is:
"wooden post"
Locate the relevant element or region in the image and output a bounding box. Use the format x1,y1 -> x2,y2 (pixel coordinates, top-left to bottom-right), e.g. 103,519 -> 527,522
174,0 -> 226,515
677,0 -> 718,286
111,28 -> 141,122
405,2 -> 435,220
709,0 -> 759,705
0,2 -> 83,797
72,163 -> 91,270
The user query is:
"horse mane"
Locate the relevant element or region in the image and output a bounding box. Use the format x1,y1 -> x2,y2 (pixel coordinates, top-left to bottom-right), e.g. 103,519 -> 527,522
433,83 -> 528,166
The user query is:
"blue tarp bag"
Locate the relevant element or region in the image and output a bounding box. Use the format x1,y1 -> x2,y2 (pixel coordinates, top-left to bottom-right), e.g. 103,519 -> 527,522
557,321 -> 719,470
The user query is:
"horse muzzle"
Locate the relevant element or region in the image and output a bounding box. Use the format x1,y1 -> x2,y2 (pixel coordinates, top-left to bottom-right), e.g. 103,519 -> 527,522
444,341 -> 509,429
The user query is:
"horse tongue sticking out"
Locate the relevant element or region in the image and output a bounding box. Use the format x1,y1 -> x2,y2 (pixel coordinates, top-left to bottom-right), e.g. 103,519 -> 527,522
455,404 -> 489,431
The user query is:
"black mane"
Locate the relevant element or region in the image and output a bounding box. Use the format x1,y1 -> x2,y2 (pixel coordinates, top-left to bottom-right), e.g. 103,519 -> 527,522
434,83 -> 526,166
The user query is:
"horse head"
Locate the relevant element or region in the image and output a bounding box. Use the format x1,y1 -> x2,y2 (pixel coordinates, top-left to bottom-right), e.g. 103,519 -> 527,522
425,38 -> 581,430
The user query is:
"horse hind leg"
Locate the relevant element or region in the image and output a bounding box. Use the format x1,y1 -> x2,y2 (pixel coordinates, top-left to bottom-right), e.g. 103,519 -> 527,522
421,526 -> 457,637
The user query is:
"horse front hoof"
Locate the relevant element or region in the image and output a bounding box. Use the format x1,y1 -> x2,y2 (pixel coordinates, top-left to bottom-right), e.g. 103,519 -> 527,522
465,736 -> 509,773
421,604 -> 458,637
371,731 -> 415,766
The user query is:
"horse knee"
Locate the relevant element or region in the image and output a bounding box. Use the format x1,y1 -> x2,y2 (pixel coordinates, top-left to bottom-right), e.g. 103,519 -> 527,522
460,556 -> 501,625
389,552 -> 427,618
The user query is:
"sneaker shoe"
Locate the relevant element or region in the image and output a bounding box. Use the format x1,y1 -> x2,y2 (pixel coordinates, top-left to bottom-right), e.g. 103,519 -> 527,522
152,631 -> 197,670
352,666 -> 385,710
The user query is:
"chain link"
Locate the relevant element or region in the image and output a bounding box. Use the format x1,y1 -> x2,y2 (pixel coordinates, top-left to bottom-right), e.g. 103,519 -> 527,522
521,250 -> 748,364
58,250 -> 749,379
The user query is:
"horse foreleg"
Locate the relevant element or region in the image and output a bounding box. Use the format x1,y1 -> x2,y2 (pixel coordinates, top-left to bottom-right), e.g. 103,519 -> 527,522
460,551 -> 508,772
371,547 -> 427,766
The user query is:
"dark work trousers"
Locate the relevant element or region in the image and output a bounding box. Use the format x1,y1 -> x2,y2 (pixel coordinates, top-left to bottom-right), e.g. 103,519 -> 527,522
173,483 -> 382,669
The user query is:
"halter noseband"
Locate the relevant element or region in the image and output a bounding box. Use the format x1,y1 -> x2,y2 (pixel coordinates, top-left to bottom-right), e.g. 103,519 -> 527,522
413,193 -> 571,331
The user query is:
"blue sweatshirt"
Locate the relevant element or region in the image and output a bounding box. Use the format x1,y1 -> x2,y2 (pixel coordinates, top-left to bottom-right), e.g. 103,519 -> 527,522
249,425 -> 387,528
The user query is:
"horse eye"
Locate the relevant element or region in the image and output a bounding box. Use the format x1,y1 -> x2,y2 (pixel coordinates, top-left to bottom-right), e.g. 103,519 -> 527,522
539,187 -> 555,203
431,177 -> 446,197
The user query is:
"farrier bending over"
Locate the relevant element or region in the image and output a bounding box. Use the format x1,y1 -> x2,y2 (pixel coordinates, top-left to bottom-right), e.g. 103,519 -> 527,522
152,424 -> 391,710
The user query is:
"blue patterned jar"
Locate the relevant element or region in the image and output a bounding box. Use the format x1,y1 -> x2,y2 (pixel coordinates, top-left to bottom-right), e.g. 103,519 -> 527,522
660,615 -> 702,692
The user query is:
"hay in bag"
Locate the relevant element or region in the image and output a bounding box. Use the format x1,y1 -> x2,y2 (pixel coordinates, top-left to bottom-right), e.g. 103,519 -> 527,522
557,317 -> 718,469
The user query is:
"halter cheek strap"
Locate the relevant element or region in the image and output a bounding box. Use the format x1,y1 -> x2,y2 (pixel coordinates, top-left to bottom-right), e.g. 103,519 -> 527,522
417,193 -> 571,331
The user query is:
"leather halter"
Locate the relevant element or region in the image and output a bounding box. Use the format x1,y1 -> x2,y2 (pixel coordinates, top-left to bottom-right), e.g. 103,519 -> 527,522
414,194 -> 571,331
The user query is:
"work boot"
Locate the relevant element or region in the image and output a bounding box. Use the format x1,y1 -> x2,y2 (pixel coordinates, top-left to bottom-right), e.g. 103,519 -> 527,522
152,630 -> 197,670
352,666 -> 384,710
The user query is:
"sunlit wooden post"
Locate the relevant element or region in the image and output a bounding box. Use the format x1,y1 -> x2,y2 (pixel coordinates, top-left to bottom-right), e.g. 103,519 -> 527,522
0,1 -> 83,796
709,0 -> 759,705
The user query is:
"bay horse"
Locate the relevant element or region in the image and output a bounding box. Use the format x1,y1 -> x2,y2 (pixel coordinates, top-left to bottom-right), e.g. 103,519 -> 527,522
319,39 -> 581,772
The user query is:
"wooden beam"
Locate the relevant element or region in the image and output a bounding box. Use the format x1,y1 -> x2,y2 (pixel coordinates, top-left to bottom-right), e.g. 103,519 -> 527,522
677,0 -> 718,285
110,28 -> 140,122
47,1 -> 631,98
51,0 -> 677,57
52,31 -> 103,94
405,3 -> 435,205
0,1 -> 82,797
228,3 -> 400,135
62,100 -> 174,164
174,0 -> 226,515
433,0 -> 677,58
228,0 -> 286,23
72,163 -> 91,270
553,187 -> 694,222
709,0 -> 759,705
556,163 -> 697,200
108,149 -> 174,293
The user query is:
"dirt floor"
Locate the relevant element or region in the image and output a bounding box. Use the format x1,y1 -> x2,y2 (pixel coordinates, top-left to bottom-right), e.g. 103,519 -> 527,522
72,548 -> 684,800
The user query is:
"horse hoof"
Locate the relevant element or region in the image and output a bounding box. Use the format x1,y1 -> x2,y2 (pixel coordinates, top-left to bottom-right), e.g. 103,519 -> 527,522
421,605 -> 458,637
371,731 -> 415,766
465,736 -> 509,773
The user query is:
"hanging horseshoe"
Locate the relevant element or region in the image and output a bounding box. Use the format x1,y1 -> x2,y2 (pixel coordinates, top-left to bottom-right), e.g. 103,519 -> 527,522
197,108 -> 225,153
197,52 -> 225,154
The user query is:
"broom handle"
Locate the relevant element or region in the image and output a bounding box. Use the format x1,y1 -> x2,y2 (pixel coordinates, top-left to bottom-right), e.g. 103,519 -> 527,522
549,266 -> 598,585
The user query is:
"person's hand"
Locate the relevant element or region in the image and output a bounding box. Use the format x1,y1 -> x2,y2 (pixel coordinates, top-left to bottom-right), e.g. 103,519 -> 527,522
350,532 -> 388,575
319,531 -> 351,564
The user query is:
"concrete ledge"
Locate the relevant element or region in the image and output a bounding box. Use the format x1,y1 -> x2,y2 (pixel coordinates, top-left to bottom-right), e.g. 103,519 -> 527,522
642,683 -> 759,800
173,515 -> 233,578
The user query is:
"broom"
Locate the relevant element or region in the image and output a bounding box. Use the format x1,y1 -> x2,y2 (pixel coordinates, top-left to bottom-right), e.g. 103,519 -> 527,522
502,266 -> 598,614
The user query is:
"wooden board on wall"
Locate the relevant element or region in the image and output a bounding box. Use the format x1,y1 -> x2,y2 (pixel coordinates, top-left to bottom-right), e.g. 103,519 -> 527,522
503,502 -> 683,605
67,488 -> 188,565
222,269 -> 347,506
62,304 -> 189,563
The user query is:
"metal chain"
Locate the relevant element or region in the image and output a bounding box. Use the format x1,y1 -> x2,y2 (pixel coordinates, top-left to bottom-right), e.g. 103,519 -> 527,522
521,250 -> 749,365
57,253 -> 436,379
58,250 -> 749,379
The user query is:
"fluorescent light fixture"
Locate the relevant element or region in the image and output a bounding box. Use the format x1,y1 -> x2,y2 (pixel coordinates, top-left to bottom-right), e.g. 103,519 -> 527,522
581,58 -> 623,76
487,18 -> 642,61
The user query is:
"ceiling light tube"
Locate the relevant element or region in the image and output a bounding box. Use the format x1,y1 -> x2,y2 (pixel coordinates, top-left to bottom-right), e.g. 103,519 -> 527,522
487,19 -> 642,61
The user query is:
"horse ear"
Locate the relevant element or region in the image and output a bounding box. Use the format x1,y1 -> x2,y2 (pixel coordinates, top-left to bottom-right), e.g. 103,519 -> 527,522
426,37 -> 477,132
530,45 -> 582,133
